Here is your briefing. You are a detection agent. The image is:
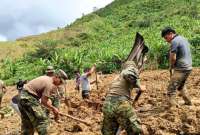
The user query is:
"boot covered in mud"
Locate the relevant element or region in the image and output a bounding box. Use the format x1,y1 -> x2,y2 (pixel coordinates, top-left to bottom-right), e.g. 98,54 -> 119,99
166,95 -> 180,109
179,90 -> 192,105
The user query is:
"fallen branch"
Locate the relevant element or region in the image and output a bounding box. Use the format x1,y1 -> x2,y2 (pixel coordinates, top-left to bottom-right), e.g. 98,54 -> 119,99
59,112 -> 91,126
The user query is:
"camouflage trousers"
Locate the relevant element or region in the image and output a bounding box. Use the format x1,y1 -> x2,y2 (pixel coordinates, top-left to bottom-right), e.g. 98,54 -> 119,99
167,70 -> 191,96
45,95 -> 60,117
50,95 -> 60,108
102,96 -> 141,135
18,90 -> 48,135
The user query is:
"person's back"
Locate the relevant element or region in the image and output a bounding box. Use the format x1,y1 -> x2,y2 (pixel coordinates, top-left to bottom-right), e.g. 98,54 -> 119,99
171,35 -> 192,71
107,66 -> 140,98
24,76 -> 55,99
80,73 -> 90,99
80,73 -> 90,91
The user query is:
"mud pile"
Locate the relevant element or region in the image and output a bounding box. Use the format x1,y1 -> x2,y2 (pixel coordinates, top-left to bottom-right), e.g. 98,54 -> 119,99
0,68 -> 200,135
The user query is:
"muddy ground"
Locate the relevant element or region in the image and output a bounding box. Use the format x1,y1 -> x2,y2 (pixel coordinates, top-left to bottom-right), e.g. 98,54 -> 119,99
0,68 -> 200,135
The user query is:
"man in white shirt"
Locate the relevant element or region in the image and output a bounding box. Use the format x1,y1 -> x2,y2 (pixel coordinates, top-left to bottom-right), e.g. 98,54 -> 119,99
80,65 -> 96,99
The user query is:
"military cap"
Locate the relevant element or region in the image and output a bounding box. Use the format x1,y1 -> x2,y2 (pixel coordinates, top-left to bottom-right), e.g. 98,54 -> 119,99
57,69 -> 68,84
46,66 -> 55,73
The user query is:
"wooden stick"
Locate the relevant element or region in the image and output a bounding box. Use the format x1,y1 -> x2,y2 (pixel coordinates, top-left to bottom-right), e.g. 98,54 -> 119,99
95,71 -> 98,90
116,126 -> 122,135
59,112 -> 91,126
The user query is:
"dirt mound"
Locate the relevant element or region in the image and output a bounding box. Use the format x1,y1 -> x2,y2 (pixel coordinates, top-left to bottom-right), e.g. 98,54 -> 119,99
0,68 -> 200,135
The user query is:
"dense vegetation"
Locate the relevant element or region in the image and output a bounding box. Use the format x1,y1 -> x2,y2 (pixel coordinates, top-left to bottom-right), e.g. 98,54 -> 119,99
0,0 -> 200,84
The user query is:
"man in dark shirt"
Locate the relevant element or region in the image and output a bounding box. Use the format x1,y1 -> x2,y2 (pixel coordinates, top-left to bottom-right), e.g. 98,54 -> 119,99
161,27 -> 192,108
11,79 -> 27,116
16,79 -> 27,91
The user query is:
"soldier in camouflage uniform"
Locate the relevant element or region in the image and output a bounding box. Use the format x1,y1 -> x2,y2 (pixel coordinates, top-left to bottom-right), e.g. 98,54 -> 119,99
18,69 -> 68,135
46,66 -> 65,109
0,80 -> 6,108
102,61 -> 146,135
161,27 -> 192,108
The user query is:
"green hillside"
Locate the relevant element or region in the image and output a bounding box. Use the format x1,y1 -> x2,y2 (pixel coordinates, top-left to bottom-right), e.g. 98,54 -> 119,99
1,0 -> 200,84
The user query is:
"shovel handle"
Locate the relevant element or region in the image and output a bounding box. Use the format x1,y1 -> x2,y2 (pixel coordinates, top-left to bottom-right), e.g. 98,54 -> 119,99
59,112 -> 91,126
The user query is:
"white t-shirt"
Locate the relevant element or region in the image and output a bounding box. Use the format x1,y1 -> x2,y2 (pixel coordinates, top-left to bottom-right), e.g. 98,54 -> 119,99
80,74 -> 90,91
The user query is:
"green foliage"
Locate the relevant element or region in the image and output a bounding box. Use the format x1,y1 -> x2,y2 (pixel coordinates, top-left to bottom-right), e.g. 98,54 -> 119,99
190,35 -> 200,66
27,40 -> 59,60
136,18 -> 151,28
1,0 -> 200,84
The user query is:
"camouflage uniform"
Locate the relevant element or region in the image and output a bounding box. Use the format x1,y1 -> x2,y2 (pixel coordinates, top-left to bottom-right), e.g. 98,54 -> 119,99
50,95 -> 60,108
18,90 -> 48,135
102,96 -> 141,135
50,85 -> 64,107
167,70 -> 192,105
102,61 -> 142,135
18,71 -> 68,135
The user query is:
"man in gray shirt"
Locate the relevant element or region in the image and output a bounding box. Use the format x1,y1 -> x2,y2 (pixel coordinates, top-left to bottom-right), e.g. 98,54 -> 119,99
161,27 -> 192,108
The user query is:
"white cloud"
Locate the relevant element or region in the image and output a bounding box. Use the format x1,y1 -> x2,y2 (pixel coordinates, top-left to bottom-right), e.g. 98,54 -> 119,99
0,34 -> 7,41
0,0 -> 114,40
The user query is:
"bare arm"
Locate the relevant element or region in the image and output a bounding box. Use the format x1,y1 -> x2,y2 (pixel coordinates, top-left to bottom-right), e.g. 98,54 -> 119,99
90,80 -> 96,84
41,96 -> 54,110
133,85 -> 146,103
85,65 -> 96,77
41,95 -> 59,118
123,74 -> 144,103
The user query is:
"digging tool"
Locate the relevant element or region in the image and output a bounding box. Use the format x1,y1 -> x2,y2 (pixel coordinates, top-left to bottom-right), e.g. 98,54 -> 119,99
63,82 -> 71,107
125,32 -> 149,71
116,126 -> 122,135
169,68 -> 173,78
95,71 -> 98,90
59,112 -> 91,126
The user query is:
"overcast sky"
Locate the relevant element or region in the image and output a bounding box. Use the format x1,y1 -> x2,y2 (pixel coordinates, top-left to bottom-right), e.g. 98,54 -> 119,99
0,0 -> 114,41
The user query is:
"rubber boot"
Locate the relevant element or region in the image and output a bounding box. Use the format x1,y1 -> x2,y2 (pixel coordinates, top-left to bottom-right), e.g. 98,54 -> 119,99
167,95 -> 179,109
180,90 -> 192,106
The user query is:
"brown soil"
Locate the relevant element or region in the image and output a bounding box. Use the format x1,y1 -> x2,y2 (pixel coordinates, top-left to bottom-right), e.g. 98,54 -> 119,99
0,68 -> 200,135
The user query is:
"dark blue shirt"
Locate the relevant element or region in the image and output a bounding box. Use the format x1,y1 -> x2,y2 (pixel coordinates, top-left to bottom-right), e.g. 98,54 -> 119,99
171,35 -> 192,70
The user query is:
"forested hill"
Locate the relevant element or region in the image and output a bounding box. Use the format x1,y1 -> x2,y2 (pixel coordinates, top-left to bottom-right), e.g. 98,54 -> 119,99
1,0 -> 200,84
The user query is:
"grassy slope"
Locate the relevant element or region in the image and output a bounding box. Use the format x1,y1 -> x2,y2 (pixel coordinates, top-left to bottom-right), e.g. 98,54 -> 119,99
18,0 -> 200,65
1,0 -> 200,84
